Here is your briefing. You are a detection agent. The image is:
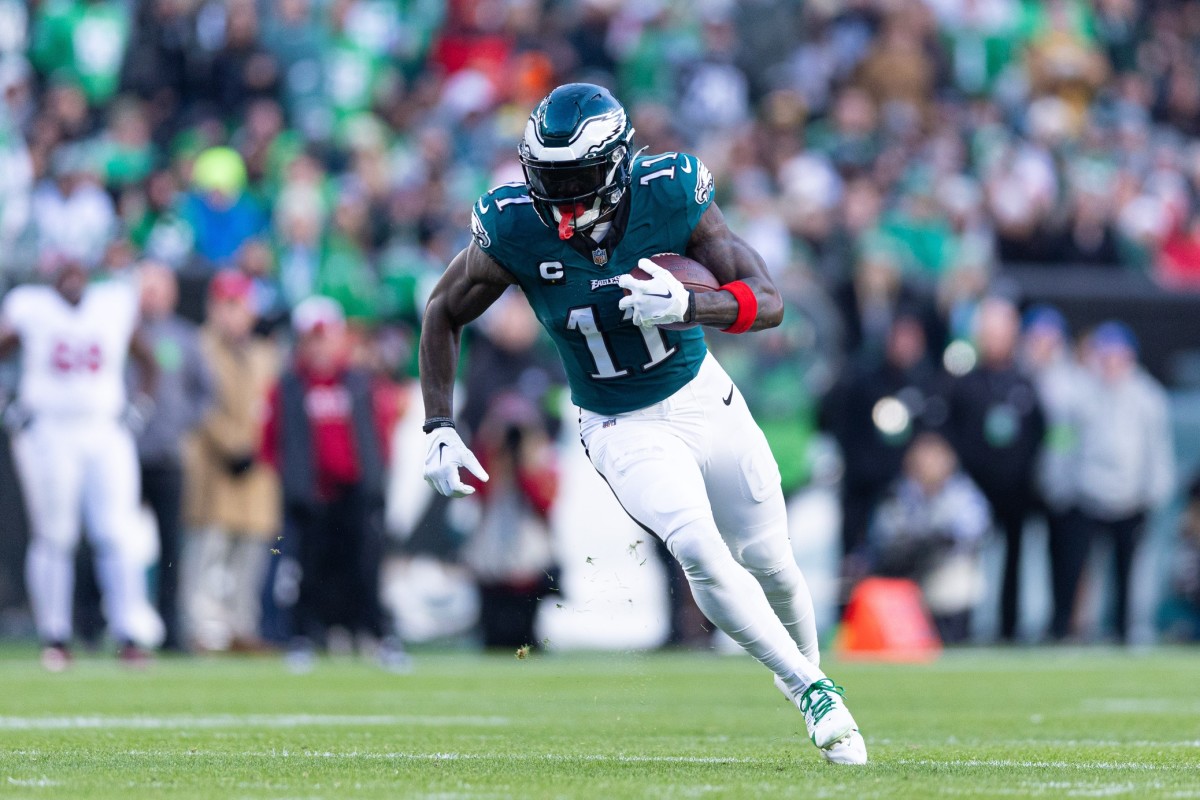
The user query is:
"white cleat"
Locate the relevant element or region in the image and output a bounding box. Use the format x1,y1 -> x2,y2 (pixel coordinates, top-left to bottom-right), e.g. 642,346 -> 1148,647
818,728 -> 868,765
774,674 -> 868,764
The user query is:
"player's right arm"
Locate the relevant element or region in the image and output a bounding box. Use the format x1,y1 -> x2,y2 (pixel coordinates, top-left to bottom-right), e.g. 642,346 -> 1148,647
418,242 -> 515,497
419,242 -> 515,419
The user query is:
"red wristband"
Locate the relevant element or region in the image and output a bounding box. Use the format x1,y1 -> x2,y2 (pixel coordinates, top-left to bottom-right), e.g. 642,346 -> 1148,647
720,280 -> 757,334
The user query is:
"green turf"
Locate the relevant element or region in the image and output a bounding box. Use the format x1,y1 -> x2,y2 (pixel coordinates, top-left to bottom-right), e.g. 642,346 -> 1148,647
0,647 -> 1198,798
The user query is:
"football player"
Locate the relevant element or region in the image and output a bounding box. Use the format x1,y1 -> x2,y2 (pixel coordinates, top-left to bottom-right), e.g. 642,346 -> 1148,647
0,259 -> 162,670
420,84 -> 866,764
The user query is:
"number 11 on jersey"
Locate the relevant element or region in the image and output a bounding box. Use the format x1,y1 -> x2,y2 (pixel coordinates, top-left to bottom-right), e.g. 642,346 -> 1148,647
566,305 -> 677,379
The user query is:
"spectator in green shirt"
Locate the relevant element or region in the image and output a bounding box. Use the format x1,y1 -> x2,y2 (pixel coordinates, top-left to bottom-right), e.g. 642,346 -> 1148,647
31,0 -> 129,106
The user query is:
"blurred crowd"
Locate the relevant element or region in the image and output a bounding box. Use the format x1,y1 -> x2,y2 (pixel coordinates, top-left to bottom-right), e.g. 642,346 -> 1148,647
11,1 -> 1200,307
824,298 -> 1176,644
2,0 -> 1200,657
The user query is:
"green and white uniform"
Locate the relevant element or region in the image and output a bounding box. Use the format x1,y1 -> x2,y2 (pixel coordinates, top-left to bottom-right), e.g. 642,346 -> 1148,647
470,151 -> 714,416
470,143 -> 862,757
470,148 -> 825,689
437,82 -> 864,761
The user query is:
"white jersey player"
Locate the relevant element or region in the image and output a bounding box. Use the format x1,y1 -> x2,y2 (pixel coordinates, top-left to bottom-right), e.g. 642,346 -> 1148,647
0,261 -> 161,670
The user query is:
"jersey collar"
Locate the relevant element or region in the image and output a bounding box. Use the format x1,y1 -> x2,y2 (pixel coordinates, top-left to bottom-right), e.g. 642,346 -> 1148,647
564,194 -> 631,269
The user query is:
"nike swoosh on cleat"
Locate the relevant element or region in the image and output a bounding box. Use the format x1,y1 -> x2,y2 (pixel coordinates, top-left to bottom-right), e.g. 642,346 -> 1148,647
723,385 -> 734,406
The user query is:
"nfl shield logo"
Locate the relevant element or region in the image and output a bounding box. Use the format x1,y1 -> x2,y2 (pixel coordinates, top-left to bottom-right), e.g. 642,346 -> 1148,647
592,248 -> 608,266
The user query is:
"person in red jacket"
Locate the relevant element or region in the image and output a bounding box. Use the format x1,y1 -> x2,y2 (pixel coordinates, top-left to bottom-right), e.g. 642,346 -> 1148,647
261,296 -> 407,671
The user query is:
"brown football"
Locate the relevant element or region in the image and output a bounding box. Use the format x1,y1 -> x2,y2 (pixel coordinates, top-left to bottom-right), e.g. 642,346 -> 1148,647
628,253 -> 720,331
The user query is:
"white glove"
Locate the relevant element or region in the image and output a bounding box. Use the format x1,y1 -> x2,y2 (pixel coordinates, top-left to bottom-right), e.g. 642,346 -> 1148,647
617,259 -> 690,328
424,427 -> 489,498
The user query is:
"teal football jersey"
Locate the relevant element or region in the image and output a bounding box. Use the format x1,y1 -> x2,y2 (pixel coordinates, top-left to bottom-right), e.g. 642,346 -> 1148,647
471,152 -> 716,415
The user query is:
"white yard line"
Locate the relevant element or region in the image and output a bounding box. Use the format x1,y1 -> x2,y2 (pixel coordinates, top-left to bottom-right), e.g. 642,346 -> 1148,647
154,749 -> 1200,769
1005,740 -> 1200,748
1082,699 -> 1200,714
32,748 -> 761,766
856,737 -> 1200,748
256,750 -> 760,765
896,758 -> 1196,772
0,714 -> 509,730
938,780 -> 1200,799
936,784 -> 1149,798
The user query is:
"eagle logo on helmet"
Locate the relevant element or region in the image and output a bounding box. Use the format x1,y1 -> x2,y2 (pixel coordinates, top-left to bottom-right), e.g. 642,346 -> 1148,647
518,84 -> 635,238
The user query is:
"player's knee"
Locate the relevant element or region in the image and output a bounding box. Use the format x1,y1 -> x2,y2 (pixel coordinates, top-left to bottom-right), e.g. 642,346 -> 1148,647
85,525 -> 130,561
735,534 -> 801,589
751,560 -> 803,600
29,532 -> 76,559
665,520 -> 735,585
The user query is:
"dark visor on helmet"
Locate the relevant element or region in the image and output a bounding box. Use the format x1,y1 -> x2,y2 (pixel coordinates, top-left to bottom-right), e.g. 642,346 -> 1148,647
521,156 -> 613,205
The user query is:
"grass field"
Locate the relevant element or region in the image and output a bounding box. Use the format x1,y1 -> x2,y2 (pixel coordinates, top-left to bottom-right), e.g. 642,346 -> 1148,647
0,647 -> 1198,799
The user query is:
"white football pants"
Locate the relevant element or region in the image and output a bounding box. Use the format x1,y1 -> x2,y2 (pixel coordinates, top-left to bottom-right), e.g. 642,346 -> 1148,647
13,416 -> 158,646
579,352 -> 824,693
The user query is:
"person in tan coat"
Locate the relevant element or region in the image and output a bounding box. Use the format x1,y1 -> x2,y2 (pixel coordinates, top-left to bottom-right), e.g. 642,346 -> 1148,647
181,270 -> 281,652
854,10 -> 935,131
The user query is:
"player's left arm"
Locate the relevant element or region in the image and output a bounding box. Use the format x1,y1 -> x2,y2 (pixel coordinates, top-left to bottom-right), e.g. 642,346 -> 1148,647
685,202 -> 783,331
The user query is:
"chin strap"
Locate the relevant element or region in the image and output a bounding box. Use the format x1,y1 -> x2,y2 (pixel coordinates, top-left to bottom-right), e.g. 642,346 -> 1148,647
720,280 -> 758,334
